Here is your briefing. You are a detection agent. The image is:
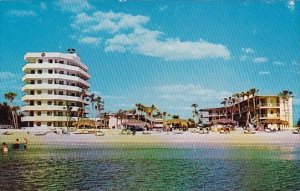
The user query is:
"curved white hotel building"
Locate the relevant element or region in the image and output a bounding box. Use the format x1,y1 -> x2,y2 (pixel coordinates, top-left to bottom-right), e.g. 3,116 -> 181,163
21,50 -> 90,128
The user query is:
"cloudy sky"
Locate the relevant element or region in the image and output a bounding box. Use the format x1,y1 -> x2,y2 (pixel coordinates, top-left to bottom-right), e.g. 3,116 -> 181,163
0,0 -> 299,123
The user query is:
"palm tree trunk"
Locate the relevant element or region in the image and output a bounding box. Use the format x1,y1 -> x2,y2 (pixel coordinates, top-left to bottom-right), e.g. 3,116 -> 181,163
14,108 -> 19,129
11,110 -> 16,128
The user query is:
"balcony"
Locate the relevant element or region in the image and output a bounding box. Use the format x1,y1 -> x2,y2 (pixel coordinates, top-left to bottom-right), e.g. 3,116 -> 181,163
206,113 -> 224,117
22,63 -> 90,79
257,103 -> 280,108
22,74 -> 90,87
24,52 -> 88,71
22,84 -> 83,92
21,115 -> 78,122
260,114 -> 280,119
22,94 -> 83,102
21,105 -> 81,112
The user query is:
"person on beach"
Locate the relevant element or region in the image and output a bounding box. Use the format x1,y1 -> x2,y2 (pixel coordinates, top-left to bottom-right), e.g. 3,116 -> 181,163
23,138 -> 28,150
2,142 -> 8,153
13,139 -> 20,149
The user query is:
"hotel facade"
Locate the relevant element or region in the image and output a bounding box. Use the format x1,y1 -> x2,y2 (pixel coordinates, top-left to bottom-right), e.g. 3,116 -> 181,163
200,94 -> 293,128
21,50 -> 90,128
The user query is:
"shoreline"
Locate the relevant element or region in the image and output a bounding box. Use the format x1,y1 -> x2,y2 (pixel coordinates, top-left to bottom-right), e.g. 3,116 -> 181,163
1,129 -> 300,149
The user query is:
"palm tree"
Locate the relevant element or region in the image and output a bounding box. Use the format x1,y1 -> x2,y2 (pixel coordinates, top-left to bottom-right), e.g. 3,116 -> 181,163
4,92 -> 18,129
221,98 -> 228,119
172,115 -> 179,119
234,93 -> 242,119
135,103 -> 143,121
249,88 -> 259,117
162,112 -> 167,121
94,96 -> 103,118
278,90 -> 293,126
63,105 -> 73,130
101,112 -> 110,128
244,91 -> 251,125
191,103 -> 199,127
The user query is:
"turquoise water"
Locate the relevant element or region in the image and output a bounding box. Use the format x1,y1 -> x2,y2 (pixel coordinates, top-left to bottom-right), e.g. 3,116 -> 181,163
1,144 -> 300,191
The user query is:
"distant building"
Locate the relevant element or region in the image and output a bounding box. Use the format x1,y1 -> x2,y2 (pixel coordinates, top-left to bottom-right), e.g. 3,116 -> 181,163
21,50 -> 90,128
200,94 -> 293,128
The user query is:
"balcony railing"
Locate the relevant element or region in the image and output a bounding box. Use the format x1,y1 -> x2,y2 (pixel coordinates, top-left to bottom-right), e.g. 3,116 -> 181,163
260,114 -> 280,118
258,103 -> 280,107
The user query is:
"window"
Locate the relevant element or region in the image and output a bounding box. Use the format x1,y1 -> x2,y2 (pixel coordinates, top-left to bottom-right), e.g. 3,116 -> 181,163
271,110 -> 274,114
59,91 -> 63,95
30,80 -> 35,84
29,101 -> 34,106
38,59 -> 43,63
48,80 -> 53,84
48,70 -> 53,74
48,59 -> 53,63
59,81 -> 64,85
59,71 -> 64,74
47,111 -> 52,116
71,83 -> 75,86
71,102 -> 75,106
71,74 -> 76,76
71,93 -> 75,96
47,101 -> 52,105
36,122 -> 41,126
58,122 -> 62,127
30,70 -> 35,74
58,101 -> 63,106
37,91 -> 42,95
48,90 -> 53,94
37,111 -> 42,116
38,70 -> 42,74
58,112 -> 63,116
55,60 -> 58,63
37,80 -> 42,84
59,60 -> 64,64
30,90 -> 34,95
47,122 -> 52,126
37,101 -> 42,105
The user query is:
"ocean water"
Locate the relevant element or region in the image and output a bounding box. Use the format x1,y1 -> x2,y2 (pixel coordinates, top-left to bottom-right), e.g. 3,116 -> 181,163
1,144 -> 300,191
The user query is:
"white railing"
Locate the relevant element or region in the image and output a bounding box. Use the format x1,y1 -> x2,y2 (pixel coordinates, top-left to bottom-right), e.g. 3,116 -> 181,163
22,63 -> 90,79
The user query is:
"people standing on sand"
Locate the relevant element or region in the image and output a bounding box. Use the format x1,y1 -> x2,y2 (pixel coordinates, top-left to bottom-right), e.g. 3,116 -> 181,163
2,142 -> 8,153
13,139 -> 20,149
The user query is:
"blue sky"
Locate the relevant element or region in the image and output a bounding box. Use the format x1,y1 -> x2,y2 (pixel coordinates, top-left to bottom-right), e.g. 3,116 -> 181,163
0,0 -> 299,124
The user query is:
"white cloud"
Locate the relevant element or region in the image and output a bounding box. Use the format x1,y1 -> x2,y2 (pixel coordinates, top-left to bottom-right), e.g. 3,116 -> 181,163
41,2 -> 47,10
156,84 -> 232,102
7,10 -> 37,17
259,71 -> 270,75
79,36 -> 101,44
56,0 -> 92,13
105,28 -> 230,61
72,11 -> 230,61
242,47 -> 254,54
273,61 -> 285,66
288,0 -> 295,11
75,11 -> 150,33
254,57 -> 269,63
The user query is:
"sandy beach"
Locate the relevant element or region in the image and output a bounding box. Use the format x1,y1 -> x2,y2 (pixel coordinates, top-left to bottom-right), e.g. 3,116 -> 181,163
1,128 -> 300,148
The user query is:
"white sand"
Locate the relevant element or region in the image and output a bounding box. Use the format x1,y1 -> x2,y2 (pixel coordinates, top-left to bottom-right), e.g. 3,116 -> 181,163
1,128 -> 300,148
